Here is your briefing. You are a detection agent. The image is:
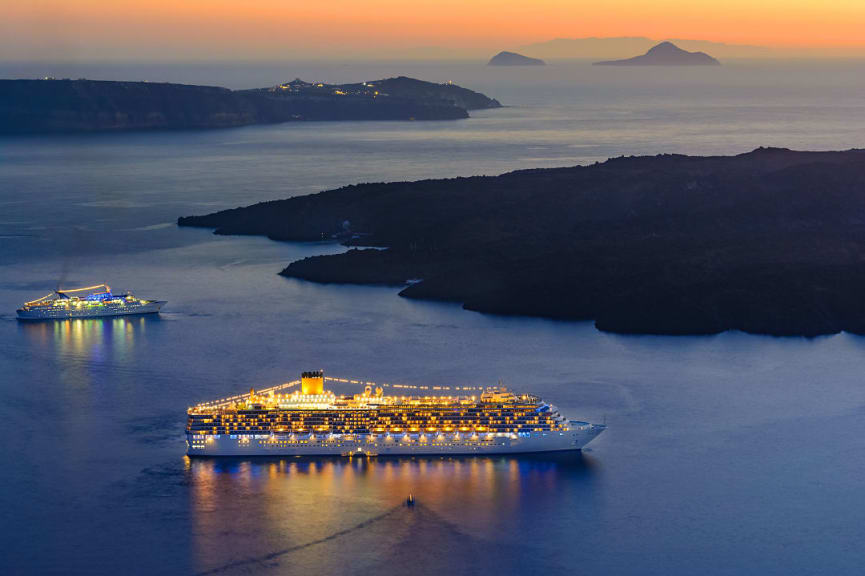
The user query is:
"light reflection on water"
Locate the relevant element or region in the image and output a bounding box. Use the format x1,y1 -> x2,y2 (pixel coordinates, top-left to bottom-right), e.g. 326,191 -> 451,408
188,453 -> 599,575
19,315 -> 151,363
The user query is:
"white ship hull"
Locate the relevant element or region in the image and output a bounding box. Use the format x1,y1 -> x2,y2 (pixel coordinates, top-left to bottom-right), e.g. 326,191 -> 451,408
17,300 -> 165,320
187,421 -> 605,457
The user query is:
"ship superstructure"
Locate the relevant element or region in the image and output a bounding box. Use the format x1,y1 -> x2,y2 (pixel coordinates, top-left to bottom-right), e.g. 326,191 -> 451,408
16,284 -> 165,320
187,371 -> 605,456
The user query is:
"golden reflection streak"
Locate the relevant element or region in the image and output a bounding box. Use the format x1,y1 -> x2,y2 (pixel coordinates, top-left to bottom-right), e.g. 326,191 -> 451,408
18,316 -> 155,362
188,454 -> 590,574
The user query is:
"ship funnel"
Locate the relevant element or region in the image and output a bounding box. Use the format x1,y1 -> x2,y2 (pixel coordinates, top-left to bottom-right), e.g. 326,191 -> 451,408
301,370 -> 324,395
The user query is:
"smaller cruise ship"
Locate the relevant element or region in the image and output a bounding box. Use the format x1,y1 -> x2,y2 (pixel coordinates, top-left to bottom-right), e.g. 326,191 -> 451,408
17,284 -> 165,320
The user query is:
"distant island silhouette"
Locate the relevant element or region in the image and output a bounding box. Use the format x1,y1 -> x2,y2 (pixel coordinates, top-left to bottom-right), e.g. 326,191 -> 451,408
0,76 -> 501,133
594,41 -> 720,66
180,147 -> 865,337
488,51 -> 546,66
519,36 -> 766,59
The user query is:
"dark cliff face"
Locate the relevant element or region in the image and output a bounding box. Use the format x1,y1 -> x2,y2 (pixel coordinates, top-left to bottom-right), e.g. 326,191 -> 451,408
179,148 -> 865,336
594,41 -> 720,66
0,77 -> 499,133
0,80 -> 257,132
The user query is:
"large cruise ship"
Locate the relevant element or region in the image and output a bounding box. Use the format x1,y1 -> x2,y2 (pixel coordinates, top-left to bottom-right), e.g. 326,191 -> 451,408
16,284 -> 165,320
187,371 -> 605,456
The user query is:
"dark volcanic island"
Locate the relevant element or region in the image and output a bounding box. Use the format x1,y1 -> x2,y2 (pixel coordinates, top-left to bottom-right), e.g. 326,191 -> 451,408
0,76 -> 501,133
179,148 -> 865,336
594,41 -> 720,66
487,51 -> 546,66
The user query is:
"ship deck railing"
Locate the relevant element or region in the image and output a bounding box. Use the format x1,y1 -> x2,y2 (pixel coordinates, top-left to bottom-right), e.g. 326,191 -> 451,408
189,375 -> 545,413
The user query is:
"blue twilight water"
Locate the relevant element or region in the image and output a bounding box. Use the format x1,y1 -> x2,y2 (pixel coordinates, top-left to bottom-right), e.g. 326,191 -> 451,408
1,60 -> 865,575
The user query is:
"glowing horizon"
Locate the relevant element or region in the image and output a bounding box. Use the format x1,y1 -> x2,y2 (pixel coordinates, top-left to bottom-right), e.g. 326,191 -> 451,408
4,0 -> 865,61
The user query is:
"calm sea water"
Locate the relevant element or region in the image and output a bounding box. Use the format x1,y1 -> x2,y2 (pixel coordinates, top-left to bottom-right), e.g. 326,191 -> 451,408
2,60 -> 865,575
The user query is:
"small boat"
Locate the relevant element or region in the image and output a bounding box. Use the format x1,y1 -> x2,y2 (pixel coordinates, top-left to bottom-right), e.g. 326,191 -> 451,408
405,493 -> 415,507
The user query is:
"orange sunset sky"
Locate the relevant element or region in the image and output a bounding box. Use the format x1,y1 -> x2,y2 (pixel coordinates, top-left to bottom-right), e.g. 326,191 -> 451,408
3,0 -> 865,60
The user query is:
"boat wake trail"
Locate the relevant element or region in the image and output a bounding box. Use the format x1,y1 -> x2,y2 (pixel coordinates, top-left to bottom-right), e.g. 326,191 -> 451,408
192,504 -> 405,576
